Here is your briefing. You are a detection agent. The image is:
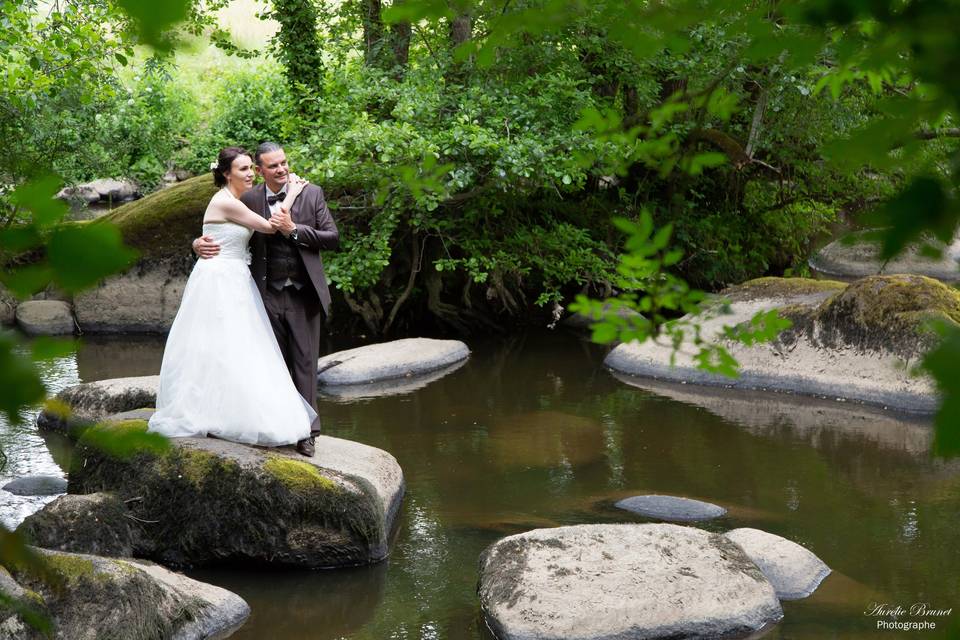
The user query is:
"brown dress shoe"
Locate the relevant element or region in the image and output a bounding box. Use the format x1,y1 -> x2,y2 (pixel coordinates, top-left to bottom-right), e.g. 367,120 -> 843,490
295,435 -> 316,457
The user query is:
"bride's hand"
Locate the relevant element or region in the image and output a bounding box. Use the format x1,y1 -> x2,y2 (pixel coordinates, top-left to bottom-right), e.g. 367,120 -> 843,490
286,174 -> 309,198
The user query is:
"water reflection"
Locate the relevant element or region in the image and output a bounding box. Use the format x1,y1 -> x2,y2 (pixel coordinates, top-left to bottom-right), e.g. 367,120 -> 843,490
190,562 -> 389,639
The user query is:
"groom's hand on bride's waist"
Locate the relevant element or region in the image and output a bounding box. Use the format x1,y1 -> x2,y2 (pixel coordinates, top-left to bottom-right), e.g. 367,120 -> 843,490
192,235 -> 221,259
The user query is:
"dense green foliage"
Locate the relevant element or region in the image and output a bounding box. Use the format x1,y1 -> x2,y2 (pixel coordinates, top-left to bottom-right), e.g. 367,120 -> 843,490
9,0 -> 927,333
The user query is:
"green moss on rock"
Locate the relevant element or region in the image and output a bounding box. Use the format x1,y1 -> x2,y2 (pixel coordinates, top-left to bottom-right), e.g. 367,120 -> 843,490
784,275 -> 960,357
264,456 -> 338,494
44,555 -> 98,585
98,174 -> 217,261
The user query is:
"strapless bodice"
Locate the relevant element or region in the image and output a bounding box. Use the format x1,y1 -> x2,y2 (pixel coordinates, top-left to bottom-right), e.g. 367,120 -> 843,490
202,222 -> 252,263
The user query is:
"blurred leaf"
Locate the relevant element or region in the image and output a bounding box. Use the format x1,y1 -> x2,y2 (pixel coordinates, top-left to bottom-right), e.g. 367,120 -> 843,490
923,322 -> 960,457
11,175 -> 66,228
0,590 -> 51,635
0,226 -> 42,254
870,177 -> 955,261
82,422 -> 171,458
46,224 -> 138,293
114,0 -> 191,51
383,0 -> 450,23
0,333 -> 45,424
30,337 -> 78,361
0,265 -> 54,300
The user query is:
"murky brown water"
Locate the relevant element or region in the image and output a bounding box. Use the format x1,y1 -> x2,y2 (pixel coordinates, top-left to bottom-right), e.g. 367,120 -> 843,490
2,330 -> 959,638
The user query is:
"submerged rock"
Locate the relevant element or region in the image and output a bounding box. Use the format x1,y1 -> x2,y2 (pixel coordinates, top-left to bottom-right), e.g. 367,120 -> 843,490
0,548 -> 248,640
15,301 -> 75,336
24,417 -> 404,569
2,476 -> 67,497
606,276 -> 945,413
810,231 -> 960,282
725,528 -> 831,600
615,494 -> 727,522
317,338 -> 470,387
36,376 -> 159,434
479,523 -> 782,640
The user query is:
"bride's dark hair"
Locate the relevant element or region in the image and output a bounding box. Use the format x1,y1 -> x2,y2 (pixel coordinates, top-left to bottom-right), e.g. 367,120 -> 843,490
212,146 -> 251,187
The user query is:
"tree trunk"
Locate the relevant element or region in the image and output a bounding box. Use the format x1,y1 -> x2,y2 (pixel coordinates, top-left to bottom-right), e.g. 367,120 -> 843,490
271,0 -> 324,110
363,0 -> 386,67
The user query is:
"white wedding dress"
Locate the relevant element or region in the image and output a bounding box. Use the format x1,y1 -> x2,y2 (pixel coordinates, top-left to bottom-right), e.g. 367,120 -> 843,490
148,217 -> 315,446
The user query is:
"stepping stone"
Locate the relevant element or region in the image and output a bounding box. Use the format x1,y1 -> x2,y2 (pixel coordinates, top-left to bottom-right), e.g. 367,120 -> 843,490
615,494 -> 727,521
479,523 -> 782,640
15,300 -> 75,336
725,528 -> 831,600
318,338 -> 469,386
2,475 -> 67,496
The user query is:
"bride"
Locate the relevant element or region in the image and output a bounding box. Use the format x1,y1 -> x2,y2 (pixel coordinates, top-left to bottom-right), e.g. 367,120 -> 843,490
148,146 -> 316,448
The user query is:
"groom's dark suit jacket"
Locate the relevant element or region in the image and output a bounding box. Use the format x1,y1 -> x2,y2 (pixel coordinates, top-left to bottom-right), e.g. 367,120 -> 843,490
240,183 -> 339,315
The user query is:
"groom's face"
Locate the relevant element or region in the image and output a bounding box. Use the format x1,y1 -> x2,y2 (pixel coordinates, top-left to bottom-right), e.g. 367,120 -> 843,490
256,149 -> 289,193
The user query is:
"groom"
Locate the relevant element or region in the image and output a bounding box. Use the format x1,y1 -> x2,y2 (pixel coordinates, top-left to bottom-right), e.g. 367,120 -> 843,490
193,142 -> 339,457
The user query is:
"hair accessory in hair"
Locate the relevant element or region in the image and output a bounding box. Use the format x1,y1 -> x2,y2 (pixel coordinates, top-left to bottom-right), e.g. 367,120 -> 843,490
210,161 -> 218,171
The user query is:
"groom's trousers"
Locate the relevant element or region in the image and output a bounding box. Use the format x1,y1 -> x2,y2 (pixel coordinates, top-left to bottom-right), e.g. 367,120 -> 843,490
262,284 -> 324,435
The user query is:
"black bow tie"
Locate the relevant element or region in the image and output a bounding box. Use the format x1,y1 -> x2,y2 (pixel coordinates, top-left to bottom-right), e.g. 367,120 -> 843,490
267,192 -> 287,205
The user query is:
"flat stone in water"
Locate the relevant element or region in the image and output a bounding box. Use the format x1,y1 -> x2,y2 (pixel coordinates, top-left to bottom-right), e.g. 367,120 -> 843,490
318,338 -> 469,386
615,494 -> 727,521
725,527 -> 831,600
3,475 -> 67,496
479,523 -> 782,640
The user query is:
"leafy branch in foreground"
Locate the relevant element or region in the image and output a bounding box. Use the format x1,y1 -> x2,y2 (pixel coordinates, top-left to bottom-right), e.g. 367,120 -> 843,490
569,210 -> 791,378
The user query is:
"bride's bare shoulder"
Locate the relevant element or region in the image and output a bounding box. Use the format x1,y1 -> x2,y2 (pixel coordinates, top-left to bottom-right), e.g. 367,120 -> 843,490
203,190 -> 231,223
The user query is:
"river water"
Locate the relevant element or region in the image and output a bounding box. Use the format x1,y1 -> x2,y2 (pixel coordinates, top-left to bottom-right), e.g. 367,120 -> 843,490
1,330 -> 958,639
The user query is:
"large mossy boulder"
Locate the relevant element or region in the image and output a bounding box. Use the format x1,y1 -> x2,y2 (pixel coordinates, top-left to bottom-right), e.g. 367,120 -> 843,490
478,523 -> 782,640
605,276 -> 946,413
23,418 -> 404,569
0,548 -> 249,640
72,174 -> 216,333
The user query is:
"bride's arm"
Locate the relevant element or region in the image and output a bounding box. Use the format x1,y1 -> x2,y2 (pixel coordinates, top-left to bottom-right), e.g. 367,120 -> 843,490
220,200 -> 276,234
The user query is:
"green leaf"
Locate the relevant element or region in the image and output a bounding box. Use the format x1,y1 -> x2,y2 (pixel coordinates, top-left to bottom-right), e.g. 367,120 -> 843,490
922,322 -> 960,457
11,175 -> 66,228
0,333 -> 45,424
46,223 -> 138,292
1,265 -> 54,299
870,177 -> 955,261
0,226 -> 42,254
114,0 -> 191,50
82,422 -> 171,459
31,337 -> 78,361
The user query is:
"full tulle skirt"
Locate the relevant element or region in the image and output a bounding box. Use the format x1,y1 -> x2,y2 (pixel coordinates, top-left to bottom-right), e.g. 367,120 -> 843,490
148,257 -> 314,446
